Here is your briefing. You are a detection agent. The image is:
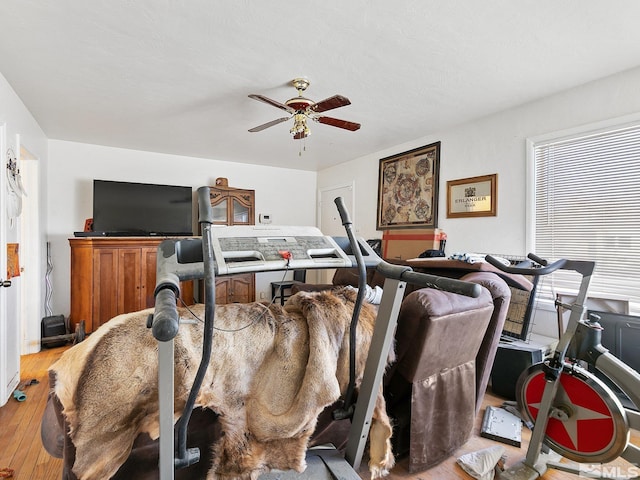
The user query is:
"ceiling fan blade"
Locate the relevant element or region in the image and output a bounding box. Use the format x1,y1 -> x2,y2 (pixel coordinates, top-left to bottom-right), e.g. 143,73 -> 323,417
316,116 -> 361,131
310,95 -> 351,113
248,94 -> 295,114
248,117 -> 290,132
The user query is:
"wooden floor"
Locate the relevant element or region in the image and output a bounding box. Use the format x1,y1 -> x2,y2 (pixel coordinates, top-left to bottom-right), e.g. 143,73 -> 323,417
0,347 -> 65,480
0,346 -> 638,479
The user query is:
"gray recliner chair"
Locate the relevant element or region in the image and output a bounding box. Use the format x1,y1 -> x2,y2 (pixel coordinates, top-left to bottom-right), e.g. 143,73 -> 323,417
383,285 -> 494,472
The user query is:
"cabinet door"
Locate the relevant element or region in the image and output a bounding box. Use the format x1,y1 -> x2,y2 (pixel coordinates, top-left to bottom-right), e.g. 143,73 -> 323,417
209,189 -> 230,225
72,239 -> 194,332
213,276 -> 254,304
229,274 -> 255,303
230,191 -> 254,225
180,280 -> 195,305
70,242 -> 95,332
141,247 -> 158,308
211,197 -> 229,224
93,248 -> 119,328
232,198 -> 250,223
117,248 -> 143,315
141,246 -> 194,306
215,277 -> 230,305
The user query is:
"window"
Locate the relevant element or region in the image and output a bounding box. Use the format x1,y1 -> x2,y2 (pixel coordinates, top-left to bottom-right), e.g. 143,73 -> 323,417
531,122 -> 640,312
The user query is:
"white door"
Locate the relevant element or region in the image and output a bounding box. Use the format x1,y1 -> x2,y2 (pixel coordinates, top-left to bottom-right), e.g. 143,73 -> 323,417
318,183 -> 355,284
0,125 -> 21,406
319,183 -> 355,237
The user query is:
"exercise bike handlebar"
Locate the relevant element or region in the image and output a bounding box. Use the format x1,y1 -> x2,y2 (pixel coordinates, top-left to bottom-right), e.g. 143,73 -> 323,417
526,252 -> 548,266
485,254 -> 595,277
485,254 -> 567,275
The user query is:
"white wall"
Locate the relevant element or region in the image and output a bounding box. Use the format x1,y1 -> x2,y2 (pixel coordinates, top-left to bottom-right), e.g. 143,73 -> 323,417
0,72 -> 48,360
318,66 -> 640,337
47,140 -> 317,318
8,65 -> 640,349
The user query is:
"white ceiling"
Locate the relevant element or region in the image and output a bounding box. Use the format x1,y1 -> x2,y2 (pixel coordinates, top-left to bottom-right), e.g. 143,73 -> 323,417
1,1 -> 640,172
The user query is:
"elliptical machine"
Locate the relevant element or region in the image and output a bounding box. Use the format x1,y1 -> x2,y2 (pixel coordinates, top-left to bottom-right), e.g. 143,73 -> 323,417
150,186 -> 481,479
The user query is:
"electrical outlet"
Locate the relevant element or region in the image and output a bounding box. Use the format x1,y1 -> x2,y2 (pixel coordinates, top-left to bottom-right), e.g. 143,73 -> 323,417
259,292 -> 265,300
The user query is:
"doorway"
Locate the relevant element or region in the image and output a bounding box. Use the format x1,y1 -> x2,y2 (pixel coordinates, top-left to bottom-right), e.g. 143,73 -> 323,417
318,182 -> 355,284
18,135 -> 41,354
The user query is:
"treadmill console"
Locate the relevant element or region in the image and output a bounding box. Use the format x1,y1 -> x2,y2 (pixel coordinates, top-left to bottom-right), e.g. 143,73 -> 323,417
210,225 -> 353,275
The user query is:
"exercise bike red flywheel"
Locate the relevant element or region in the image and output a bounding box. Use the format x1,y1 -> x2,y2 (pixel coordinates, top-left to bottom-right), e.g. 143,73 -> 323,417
516,362 -> 630,464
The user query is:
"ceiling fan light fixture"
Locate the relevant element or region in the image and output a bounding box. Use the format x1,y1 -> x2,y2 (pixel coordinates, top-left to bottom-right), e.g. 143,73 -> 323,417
290,113 -> 310,138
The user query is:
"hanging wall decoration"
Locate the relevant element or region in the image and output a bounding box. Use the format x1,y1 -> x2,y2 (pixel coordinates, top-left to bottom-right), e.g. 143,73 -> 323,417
376,142 -> 440,229
6,147 -> 27,227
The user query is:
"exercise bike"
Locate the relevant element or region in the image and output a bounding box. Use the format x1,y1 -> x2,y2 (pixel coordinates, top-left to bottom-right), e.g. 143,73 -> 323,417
485,254 -> 640,479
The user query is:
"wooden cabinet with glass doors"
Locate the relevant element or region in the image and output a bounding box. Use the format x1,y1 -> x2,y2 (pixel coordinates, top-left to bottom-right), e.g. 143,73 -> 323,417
209,184 -> 255,225
207,182 -> 256,303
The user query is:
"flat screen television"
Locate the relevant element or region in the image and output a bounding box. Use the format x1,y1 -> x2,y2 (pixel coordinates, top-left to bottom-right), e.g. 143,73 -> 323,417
92,180 -> 193,236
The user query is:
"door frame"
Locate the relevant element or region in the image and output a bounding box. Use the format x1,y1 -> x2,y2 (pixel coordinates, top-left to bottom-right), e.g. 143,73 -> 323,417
0,123 -> 21,405
17,135 -> 42,354
317,181 -> 356,284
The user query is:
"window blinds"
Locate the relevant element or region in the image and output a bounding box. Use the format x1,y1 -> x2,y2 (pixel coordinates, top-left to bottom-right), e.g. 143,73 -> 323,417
533,123 -> 640,307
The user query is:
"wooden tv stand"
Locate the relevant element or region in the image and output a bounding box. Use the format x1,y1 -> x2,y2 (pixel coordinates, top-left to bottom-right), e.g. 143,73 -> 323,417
69,237 -> 195,333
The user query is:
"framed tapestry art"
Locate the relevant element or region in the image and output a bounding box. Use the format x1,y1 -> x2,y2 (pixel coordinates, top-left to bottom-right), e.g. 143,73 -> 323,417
376,142 -> 440,229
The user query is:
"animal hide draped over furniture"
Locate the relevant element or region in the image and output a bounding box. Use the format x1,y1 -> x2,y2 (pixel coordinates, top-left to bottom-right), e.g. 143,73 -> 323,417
48,288 -> 394,480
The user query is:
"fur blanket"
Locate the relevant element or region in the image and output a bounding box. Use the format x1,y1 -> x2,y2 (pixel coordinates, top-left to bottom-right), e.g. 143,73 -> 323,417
50,288 -> 394,479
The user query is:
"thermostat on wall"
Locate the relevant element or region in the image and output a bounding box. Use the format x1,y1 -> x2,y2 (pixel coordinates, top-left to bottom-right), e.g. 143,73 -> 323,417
259,214 -> 272,224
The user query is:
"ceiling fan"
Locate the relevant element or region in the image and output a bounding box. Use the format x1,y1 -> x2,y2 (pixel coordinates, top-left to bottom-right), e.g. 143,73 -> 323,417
248,78 -> 361,140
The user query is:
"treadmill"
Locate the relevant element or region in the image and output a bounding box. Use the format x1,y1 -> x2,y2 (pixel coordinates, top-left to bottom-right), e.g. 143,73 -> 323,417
150,186 -> 480,480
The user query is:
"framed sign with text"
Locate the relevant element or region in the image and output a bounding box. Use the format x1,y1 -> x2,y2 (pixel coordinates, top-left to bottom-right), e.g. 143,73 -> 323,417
446,174 -> 497,218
